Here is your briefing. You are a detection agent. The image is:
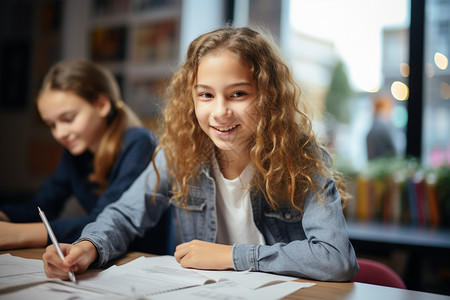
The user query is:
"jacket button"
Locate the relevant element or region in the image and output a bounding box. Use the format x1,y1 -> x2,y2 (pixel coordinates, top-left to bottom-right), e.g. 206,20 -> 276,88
285,213 -> 291,219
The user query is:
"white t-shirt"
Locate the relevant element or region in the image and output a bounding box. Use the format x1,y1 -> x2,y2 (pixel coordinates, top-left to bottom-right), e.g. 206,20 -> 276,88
213,158 -> 266,245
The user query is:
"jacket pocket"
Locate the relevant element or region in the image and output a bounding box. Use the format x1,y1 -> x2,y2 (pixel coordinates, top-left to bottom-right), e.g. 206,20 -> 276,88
170,185 -> 209,242
170,186 -> 207,212
264,207 -> 303,223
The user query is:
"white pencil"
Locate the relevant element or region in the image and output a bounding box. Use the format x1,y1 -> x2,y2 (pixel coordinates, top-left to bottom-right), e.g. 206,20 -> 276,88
38,206 -> 77,283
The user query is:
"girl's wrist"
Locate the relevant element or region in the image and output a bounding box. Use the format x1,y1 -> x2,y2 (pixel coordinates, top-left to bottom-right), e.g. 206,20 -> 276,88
77,240 -> 99,265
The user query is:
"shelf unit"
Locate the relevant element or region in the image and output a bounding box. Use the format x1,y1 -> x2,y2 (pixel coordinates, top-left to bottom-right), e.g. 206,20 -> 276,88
88,0 -> 182,123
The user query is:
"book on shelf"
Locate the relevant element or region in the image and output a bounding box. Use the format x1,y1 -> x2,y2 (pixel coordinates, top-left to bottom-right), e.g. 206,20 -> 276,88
425,177 -> 440,227
356,176 -> 370,221
90,25 -> 128,63
389,176 -> 402,223
133,20 -> 179,64
381,177 -> 393,222
352,172 -> 443,228
414,177 -> 426,226
407,179 -> 418,226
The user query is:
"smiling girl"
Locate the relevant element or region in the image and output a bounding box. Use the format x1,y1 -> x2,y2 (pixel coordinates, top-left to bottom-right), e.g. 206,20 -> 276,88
43,27 -> 358,282
0,59 -> 159,250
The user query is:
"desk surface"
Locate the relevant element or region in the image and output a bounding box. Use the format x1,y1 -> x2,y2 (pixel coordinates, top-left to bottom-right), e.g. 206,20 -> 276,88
1,248 -> 449,300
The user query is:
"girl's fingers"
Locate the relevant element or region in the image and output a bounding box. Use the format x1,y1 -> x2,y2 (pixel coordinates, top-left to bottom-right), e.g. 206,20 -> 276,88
44,259 -> 69,279
42,244 -> 78,278
174,242 -> 190,262
43,249 -> 70,279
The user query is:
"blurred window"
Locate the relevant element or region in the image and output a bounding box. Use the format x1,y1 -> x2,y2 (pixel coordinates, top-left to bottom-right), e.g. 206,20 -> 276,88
287,0 -> 411,171
423,0 -> 450,167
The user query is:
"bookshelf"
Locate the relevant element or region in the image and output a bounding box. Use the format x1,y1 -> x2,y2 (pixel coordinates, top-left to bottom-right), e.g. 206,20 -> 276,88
88,0 -> 182,125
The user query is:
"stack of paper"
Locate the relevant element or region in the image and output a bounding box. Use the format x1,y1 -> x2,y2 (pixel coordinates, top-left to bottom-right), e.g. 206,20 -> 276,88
0,254 -> 315,299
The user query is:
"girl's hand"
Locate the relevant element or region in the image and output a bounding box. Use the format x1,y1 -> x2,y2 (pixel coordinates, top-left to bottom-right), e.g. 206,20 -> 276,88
174,240 -> 233,270
42,241 -> 98,280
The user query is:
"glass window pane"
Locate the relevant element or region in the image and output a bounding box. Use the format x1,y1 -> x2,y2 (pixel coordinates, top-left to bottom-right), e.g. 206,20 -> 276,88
287,0 -> 410,171
423,0 -> 450,167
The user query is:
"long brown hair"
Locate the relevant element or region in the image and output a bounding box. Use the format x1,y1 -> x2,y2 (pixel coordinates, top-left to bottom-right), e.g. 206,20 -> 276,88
156,26 -> 347,211
39,59 -> 142,193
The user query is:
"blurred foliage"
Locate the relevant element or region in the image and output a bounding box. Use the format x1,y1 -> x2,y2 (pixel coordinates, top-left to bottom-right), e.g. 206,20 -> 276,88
325,60 -> 354,124
334,156 -> 420,180
363,156 -> 419,180
333,155 -> 358,178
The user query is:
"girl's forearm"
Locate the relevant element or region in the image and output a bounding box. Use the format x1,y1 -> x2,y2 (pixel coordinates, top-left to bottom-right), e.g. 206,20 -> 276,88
0,222 -> 48,249
0,211 -> 10,222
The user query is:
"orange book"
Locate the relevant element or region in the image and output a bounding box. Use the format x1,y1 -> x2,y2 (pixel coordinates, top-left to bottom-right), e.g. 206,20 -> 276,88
390,179 -> 402,223
356,176 -> 369,221
425,182 -> 440,227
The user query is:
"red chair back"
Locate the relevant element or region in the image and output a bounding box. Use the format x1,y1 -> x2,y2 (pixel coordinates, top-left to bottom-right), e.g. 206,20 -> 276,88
352,258 -> 407,289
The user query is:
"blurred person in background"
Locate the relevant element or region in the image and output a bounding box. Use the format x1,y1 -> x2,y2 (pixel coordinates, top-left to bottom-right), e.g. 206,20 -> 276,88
0,59 -> 170,253
366,93 -> 399,160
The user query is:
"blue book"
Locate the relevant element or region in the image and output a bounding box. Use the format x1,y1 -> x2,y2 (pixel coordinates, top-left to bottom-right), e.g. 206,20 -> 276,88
406,179 -> 418,226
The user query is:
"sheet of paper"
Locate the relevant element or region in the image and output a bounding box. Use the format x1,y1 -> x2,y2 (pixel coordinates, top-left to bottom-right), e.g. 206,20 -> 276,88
74,266 -> 198,297
149,279 -> 315,300
191,268 -> 298,289
115,256 -> 215,285
70,256 -> 215,297
75,255 -> 306,297
0,254 -> 52,291
0,254 -> 44,276
120,256 -> 298,289
0,281 -> 121,300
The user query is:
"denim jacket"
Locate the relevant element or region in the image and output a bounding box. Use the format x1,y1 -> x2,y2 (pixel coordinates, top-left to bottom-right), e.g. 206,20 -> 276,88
79,150 -> 359,282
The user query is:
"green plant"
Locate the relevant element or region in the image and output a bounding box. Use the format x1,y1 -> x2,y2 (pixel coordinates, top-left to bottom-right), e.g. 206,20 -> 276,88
325,60 -> 354,124
364,156 -> 419,180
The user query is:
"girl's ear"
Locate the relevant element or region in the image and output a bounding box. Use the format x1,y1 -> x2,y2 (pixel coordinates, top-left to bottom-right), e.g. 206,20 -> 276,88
96,94 -> 112,118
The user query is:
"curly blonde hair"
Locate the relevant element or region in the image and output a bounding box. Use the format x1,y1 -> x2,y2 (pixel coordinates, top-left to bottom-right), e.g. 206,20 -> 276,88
156,26 -> 346,211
